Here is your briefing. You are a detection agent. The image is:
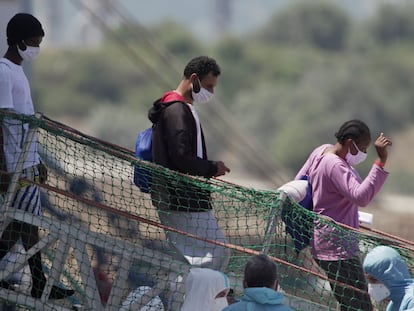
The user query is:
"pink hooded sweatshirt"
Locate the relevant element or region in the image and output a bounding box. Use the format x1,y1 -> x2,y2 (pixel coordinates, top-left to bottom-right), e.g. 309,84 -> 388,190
296,144 -> 388,260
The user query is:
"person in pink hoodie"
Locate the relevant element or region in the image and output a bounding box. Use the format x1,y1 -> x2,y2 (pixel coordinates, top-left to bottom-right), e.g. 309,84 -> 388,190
295,119 -> 392,311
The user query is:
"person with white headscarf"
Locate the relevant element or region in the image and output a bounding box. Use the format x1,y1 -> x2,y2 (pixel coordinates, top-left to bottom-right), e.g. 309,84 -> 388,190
181,267 -> 230,311
363,246 -> 414,311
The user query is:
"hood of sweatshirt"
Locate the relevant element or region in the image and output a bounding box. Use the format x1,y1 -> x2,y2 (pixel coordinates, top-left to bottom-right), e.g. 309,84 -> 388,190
148,91 -> 185,124
242,287 -> 286,305
363,245 -> 414,309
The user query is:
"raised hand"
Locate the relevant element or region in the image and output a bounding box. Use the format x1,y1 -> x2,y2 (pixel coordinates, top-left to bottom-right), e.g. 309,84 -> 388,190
374,132 -> 392,163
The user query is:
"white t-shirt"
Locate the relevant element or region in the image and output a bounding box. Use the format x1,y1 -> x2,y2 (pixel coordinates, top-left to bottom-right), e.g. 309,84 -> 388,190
187,103 -> 203,158
0,58 -> 39,172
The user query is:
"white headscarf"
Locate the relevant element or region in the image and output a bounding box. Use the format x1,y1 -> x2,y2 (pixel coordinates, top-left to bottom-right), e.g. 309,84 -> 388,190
181,268 -> 230,311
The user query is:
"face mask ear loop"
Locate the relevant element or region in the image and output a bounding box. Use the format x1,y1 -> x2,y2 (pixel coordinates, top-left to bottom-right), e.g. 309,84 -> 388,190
353,141 -> 360,153
192,75 -> 201,93
18,40 -> 26,51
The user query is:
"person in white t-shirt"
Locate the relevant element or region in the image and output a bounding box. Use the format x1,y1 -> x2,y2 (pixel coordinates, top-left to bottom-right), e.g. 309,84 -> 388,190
0,13 -> 74,300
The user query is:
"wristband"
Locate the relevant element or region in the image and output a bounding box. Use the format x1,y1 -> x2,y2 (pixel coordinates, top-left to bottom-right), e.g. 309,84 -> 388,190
374,160 -> 385,168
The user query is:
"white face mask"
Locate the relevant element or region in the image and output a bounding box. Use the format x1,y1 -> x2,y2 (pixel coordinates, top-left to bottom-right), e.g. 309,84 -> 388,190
345,141 -> 367,166
212,297 -> 228,311
192,78 -> 214,104
368,283 -> 390,302
18,42 -> 40,61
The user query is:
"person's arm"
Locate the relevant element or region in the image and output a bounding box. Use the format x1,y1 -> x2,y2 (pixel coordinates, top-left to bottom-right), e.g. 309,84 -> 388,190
295,159 -> 311,180
329,159 -> 388,207
330,133 -> 391,207
0,64 -> 15,192
0,123 -> 10,193
373,132 -> 392,169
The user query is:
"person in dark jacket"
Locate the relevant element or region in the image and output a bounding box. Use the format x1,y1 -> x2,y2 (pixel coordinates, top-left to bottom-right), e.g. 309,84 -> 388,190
148,56 -> 231,271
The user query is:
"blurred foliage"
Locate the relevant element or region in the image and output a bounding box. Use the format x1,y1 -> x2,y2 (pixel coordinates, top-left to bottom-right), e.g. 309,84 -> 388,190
368,3 -> 414,46
31,1 -> 414,194
149,21 -> 203,58
258,0 -> 350,51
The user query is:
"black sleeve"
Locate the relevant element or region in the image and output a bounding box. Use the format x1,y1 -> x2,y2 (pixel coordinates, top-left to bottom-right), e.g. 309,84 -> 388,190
163,103 -> 217,178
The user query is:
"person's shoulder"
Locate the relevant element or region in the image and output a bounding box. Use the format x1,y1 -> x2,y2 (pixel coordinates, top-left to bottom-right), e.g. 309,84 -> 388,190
402,287 -> 414,309
314,144 -> 332,153
223,302 -> 293,311
163,100 -> 189,114
164,100 -> 186,107
306,144 -> 331,160
0,58 -> 11,66
0,59 -> 21,82
160,90 -> 185,103
318,153 -> 348,176
221,302 -> 242,311
305,144 -> 332,166
322,152 -> 346,167
0,58 -> 19,71
0,59 -> 13,75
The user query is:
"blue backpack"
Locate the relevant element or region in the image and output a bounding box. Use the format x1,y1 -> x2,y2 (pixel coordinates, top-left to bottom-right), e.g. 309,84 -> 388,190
133,97 -> 185,193
133,127 -> 153,193
281,175 -> 314,253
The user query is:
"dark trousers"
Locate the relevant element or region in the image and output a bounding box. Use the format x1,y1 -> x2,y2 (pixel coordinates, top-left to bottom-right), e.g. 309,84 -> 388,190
316,257 -> 373,311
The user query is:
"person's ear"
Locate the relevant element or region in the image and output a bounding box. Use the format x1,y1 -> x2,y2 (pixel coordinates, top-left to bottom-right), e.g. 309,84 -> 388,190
191,73 -> 200,93
343,138 -> 351,150
242,279 -> 247,289
345,138 -> 357,154
17,41 -> 26,51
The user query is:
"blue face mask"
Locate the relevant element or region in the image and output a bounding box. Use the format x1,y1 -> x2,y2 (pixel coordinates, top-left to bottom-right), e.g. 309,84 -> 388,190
345,141 -> 367,166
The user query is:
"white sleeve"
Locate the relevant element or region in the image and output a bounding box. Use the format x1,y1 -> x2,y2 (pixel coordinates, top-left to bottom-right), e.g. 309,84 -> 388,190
0,64 -> 15,109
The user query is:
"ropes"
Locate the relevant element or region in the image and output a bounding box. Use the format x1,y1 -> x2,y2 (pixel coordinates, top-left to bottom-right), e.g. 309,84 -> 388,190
67,0 -> 292,187
0,111 -> 412,310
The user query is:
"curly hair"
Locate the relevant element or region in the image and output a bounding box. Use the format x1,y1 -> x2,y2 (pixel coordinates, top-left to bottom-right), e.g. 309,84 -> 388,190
183,56 -> 221,80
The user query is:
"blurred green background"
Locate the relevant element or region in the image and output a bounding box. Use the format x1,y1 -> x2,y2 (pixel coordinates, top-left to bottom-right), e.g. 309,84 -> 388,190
26,1 -> 414,198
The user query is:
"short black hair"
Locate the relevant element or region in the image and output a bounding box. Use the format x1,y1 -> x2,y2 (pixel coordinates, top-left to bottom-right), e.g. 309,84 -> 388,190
183,56 -> 221,80
6,13 -> 44,46
334,119 -> 371,144
244,254 -> 277,288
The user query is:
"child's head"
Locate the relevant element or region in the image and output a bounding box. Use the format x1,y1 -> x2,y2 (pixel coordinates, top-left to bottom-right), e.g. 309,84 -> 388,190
244,254 -> 278,290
